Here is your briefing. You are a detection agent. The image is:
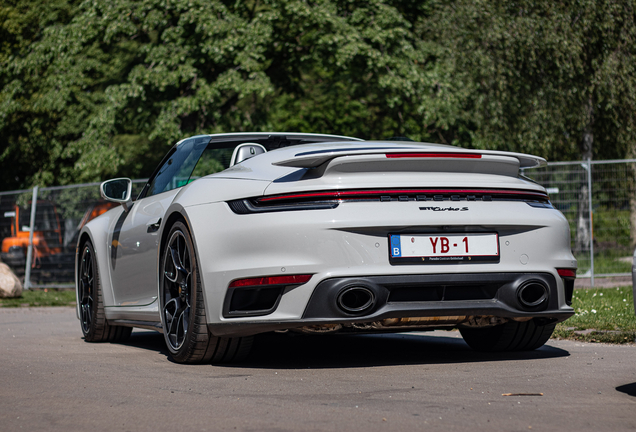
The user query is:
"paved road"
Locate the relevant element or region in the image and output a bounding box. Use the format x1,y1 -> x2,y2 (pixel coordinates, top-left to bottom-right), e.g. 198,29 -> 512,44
1,307 -> 634,432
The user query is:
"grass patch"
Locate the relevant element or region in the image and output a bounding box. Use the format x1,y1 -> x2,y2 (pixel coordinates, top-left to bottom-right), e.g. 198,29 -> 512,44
590,255 -> 633,274
574,252 -> 633,275
554,286 -> 636,344
0,289 -> 76,307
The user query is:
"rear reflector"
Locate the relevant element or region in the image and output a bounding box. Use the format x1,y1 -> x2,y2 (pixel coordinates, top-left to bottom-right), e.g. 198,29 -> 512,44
229,274 -> 312,288
557,269 -> 577,278
385,153 -> 481,159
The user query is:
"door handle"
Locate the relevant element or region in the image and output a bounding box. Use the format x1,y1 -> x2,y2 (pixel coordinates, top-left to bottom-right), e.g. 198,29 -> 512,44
146,218 -> 162,233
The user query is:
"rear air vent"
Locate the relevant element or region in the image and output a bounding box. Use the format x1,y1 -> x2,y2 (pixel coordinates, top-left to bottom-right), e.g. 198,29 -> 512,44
224,274 -> 313,317
228,188 -> 550,214
388,284 -> 501,302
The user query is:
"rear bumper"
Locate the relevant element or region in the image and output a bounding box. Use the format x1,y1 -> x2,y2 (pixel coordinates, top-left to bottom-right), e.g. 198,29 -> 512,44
208,272 -> 574,337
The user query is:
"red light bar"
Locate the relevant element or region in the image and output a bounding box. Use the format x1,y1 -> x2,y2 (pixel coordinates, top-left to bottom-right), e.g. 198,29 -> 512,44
557,269 -> 577,278
258,188 -> 548,203
229,274 -> 312,288
385,153 -> 481,159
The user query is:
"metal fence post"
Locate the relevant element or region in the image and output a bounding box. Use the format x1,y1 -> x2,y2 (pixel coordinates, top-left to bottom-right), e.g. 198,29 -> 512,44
587,158 -> 594,287
23,186 -> 38,290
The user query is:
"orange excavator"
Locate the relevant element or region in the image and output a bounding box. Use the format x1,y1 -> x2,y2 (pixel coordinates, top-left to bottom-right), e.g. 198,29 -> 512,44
1,200 -> 116,276
1,201 -> 62,273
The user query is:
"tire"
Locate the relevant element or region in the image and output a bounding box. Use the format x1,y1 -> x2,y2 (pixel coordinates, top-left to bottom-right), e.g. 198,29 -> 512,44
160,221 -> 252,364
78,241 -> 132,343
459,319 -> 556,352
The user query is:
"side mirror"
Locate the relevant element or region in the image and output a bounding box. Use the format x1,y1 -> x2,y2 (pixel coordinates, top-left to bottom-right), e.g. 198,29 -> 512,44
100,178 -> 133,211
230,143 -> 267,167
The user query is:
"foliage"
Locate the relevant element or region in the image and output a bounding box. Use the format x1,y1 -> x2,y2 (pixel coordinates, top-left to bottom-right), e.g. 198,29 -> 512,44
0,0 -> 81,189
1,0 -> 635,190
0,0 -> 441,188
262,0 -> 445,142
426,0 -> 636,161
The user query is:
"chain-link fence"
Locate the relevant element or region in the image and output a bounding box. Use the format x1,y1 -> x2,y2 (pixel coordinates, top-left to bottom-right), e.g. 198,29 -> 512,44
0,180 -> 146,289
1,159 -> 635,289
522,159 -> 636,285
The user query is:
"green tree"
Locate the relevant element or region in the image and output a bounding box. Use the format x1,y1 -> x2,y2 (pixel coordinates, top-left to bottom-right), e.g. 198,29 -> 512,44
0,0 -> 442,188
261,0 -> 446,142
426,0 -> 636,161
0,0 -> 80,189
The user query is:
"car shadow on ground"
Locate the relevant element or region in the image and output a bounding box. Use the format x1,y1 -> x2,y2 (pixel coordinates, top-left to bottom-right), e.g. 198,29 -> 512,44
120,329 -> 569,369
616,383 -> 636,397
122,330 -> 170,356
235,331 -> 569,369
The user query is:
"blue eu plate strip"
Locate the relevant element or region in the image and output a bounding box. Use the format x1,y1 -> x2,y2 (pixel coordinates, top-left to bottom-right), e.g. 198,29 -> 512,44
390,235 -> 401,257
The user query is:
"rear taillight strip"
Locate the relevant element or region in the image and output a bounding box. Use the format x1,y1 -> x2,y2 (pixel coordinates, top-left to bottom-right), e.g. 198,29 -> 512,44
258,188 -> 548,203
227,199 -> 338,214
228,188 -> 551,214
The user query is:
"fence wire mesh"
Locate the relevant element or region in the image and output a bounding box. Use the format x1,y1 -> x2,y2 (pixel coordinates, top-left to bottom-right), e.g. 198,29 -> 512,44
1,160 -> 634,288
0,180 -> 146,288
523,160 -> 636,279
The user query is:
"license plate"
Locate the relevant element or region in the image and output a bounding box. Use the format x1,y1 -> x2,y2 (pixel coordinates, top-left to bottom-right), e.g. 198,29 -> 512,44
389,233 -> 499,264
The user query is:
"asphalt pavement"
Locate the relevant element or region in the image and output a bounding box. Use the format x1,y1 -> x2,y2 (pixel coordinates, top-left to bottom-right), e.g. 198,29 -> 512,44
1,307 -> 634,431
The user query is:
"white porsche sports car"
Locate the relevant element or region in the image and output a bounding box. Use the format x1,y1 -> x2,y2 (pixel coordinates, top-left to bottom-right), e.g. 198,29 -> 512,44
76,132 -> 577,363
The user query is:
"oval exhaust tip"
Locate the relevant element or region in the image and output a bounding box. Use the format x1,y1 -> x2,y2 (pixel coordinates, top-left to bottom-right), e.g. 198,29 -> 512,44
517,281 -> 548,309
337,287 -> 376,314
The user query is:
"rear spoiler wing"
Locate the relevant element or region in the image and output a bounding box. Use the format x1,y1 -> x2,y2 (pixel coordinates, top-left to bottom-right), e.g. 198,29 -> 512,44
273,146 -> 546,170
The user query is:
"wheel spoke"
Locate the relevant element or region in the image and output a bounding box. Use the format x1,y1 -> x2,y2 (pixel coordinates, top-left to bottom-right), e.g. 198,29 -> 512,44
165,298 -> 178,326
170,305 -> 187,347
175,305 -> 187,343
164,246 -> 178,283
166,246 -> 189,285
176,235 -> 183,267
172,246 -> 188,284
166,311 -> 178,345
164,297 -> 186,347
82,304 -> 91,327
86,254 -> 92,279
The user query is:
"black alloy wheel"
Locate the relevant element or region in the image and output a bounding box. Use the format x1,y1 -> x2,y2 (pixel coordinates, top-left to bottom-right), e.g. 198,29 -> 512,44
78,240 -> 131,342
78,244 -> 95,335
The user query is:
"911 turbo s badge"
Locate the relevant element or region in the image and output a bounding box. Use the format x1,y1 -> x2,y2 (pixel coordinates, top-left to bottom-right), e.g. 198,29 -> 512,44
419,206 -> 469,211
